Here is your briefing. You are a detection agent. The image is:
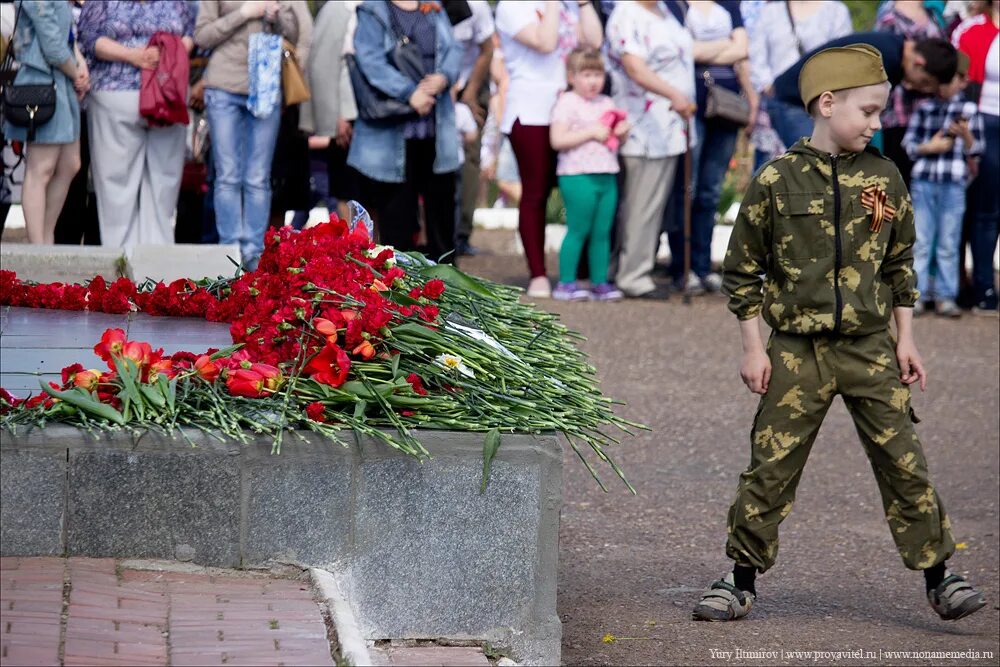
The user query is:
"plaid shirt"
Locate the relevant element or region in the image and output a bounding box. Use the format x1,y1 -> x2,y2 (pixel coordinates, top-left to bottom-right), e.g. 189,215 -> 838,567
903,95 -> 984,185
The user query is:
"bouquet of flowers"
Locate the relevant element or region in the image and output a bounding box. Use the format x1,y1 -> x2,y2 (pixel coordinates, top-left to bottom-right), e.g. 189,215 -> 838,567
0,214 -> 642,491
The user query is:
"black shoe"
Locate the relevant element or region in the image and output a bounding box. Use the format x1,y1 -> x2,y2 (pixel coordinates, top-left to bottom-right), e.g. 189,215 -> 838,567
629,286 -> 670,301
456,240 -> 480,257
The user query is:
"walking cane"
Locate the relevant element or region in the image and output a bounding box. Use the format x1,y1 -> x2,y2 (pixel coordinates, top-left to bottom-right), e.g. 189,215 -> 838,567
682,117 -> 693,305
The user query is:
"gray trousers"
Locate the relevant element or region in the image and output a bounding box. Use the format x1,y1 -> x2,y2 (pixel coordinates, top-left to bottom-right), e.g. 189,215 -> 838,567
88,90 -> 185,249
614,155 -> 678,296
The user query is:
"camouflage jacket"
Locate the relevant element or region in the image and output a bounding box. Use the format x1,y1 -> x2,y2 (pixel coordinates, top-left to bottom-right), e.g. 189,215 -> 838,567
722,139 -> 918,336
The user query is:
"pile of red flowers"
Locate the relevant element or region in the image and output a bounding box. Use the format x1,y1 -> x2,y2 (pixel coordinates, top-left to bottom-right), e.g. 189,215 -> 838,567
0,215 -> 446,391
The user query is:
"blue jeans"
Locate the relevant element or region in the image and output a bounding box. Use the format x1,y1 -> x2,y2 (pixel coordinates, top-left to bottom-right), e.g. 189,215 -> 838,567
205,87 -> 282,263
971,112 -> 999,306
911,179 -> 966,301
663,116 -> 739,279
767,96 -> 814,150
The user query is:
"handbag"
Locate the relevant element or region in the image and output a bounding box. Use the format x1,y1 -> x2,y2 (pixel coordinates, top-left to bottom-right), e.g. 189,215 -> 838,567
702,70 -> 751,127
0,4 -> 57,142
348,7 -> 427,121
281,38 -> 310,106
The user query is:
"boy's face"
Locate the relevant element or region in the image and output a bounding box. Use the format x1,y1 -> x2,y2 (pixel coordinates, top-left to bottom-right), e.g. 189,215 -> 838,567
568,68 -> 605,99
824,83 -> 891,153
939,73 -> 968,99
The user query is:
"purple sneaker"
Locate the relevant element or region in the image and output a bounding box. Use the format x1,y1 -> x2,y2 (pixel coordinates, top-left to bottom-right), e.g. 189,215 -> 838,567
591,283 -> 624,301
552,281 -> 590,301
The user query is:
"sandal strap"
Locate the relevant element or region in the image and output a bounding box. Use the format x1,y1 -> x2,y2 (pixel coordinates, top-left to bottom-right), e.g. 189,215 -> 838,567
710,579 -> 747,604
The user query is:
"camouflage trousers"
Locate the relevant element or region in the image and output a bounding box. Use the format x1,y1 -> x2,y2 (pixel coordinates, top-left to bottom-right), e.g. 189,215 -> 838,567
725,330 -> 955,573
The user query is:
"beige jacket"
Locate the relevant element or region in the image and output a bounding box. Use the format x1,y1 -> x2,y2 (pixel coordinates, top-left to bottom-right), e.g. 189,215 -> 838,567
194,0 -> 301,95
299,0 -> 358,135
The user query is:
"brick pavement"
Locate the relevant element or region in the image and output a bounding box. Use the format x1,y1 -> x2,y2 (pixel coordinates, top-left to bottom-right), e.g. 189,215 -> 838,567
1,557 -> 335,667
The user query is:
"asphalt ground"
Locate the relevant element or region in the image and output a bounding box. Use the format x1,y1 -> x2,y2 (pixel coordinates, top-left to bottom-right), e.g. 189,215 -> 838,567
462,230 -> 1000,667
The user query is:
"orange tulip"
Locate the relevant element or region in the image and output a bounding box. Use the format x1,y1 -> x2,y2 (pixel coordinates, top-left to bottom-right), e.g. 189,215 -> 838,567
194,355 -> 220,382
73,369 -> 101,392
352,340 -> 376,360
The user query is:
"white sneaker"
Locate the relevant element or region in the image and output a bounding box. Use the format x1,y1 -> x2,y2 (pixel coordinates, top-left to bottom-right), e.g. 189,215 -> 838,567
526,276 -> 551,299
701,272 -> 723,292
681,272 -> 705,296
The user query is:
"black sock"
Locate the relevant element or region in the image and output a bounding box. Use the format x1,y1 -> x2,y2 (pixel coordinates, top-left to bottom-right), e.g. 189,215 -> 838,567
924,562 -> 947,592
733,564 -> 757,595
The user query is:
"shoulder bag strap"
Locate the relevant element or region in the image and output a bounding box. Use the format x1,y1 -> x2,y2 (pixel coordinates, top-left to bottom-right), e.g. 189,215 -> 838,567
784,1 -> 804,57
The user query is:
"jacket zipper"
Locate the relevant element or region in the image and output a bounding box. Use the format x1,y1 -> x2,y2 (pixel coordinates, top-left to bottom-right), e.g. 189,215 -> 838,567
830,154 -> 843,334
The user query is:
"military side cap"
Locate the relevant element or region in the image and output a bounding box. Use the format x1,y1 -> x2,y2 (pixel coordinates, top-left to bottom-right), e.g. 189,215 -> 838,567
957,50 -> 970,77
799,43 -> 888,107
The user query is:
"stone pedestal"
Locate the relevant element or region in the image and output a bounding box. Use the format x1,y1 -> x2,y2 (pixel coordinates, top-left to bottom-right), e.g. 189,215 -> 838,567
0,427 -> 562,664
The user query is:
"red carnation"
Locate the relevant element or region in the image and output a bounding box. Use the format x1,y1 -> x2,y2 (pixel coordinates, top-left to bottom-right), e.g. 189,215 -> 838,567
406,373 -> 428,396
421,279 -> 446,299
304,401 -> 326,423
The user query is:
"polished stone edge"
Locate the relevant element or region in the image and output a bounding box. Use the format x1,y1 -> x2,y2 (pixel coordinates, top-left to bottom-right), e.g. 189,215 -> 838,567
0,426 -> 562,665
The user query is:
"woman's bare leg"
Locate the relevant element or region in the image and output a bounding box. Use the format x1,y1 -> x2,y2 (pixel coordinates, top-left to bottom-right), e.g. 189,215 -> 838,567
21,144 -> 61,244
42,140 -> 81,243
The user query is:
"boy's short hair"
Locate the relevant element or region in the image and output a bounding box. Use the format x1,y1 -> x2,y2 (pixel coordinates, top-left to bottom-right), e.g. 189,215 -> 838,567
565,47 -> 604,74
913,38 -> 958,85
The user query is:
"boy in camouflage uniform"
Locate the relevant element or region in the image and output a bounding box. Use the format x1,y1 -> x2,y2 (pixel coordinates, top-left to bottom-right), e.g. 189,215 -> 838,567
692,44 -> 986,623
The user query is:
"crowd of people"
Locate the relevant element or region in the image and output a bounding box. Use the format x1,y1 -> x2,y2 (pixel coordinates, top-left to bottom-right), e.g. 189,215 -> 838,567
0,0 -> 997,313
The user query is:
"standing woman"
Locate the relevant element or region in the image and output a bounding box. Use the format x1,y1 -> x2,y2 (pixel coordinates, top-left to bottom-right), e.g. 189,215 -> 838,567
78,0 -> 196,249
606,0 -> 696,299
195,0 -> 300,270
494,0 -> 603,298
663,0 -> 748,295
347,0 -> 461,262
747,0 -> 852,166
4,0 -> 87,245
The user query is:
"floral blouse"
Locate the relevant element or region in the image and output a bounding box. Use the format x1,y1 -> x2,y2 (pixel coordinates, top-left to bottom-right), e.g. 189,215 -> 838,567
606,0 -> 695,158
78,0 -> 196,92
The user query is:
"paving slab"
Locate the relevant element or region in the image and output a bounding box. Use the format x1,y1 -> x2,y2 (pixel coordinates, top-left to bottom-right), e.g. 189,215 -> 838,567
0,558 -> 337,667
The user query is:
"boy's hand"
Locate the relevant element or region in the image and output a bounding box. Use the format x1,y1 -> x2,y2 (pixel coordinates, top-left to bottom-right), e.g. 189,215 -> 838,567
923,130 -> 955,154
613,120 -> 631,138
896,339 -> 927,391
740,348 -> 771,395
947,118 -> 973,143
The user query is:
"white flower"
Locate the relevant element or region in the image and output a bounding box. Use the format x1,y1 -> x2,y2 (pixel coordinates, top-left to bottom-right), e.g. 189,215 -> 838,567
365,244 -> 397,267
435,353 -> 475,378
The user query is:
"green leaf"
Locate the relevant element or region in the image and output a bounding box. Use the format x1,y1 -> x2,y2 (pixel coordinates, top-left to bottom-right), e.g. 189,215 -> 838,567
112,357 -> 145,420
41,381 -> 125,425
139,384 -> 166,408
166,376 -> 178,412
480,428 -> 501,494
390,353 -> 401,379
420,264 -> 495,299
209,343 -> 244,360
353,400 -> 367,421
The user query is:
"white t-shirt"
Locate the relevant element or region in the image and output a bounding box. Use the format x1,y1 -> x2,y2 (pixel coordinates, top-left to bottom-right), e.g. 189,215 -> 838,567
453,0 -> 496,90
981,35 -> 999,117
455,102 -> 478,165
606,0 -> 695,158
495,0 -> 580,133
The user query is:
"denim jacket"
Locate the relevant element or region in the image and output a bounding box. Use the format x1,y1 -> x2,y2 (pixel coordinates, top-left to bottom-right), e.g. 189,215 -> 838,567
347,1 -> 461,183
4,0 -> 79,144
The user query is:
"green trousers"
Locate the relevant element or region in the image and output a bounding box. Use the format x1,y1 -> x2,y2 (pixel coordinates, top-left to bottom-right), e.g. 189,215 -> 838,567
726,330 -> 955,573
557,173 -> 618,284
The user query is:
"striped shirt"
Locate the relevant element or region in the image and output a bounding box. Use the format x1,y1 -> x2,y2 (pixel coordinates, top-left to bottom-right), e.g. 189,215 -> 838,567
902,95 -> 984,185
